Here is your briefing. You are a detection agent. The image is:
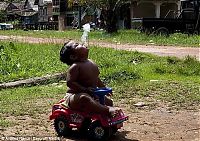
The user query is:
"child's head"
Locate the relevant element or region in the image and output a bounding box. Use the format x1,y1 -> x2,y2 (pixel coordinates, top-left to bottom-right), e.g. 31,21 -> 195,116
60,40 -> 89,65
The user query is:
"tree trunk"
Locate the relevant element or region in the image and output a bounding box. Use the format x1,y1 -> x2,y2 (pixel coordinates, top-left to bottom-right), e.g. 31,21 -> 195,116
105,9 -> 118,33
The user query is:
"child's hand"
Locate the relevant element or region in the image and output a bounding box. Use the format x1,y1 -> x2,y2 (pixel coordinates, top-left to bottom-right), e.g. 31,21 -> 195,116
107,92 -> 113,96
86,87 -> 95,95
86,87 -> 95,97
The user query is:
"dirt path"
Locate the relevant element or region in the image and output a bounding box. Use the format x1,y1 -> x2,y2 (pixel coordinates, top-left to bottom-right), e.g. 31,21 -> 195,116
0,35 -> 200,141
94,42 -> 200,60
0,35 -> 199,60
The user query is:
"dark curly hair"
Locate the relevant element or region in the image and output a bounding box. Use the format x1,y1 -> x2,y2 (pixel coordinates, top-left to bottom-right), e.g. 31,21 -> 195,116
60,41 -> 76,65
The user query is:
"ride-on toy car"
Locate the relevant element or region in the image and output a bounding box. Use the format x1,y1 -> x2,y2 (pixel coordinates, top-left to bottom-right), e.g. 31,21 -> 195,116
49,87 -> 128,140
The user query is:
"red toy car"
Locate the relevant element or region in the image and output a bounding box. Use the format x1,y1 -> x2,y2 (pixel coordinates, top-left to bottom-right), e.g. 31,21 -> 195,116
49,88 -> 128,141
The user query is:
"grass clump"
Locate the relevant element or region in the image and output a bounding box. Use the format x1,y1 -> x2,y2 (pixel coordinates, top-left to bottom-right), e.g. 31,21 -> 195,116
0,117 -> 14,127
178,56 -> 200,76
153,56 -> 200,76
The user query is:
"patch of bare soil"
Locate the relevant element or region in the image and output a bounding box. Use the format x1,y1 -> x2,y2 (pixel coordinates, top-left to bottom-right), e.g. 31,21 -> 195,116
0,105 -> 199,141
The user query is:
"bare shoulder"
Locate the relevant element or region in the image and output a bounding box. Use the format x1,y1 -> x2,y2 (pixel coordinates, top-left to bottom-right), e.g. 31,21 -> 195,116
88,59 -> 97,65
88,59 -> 99,73
68,63 -> 79,72
88,59 -> 93,62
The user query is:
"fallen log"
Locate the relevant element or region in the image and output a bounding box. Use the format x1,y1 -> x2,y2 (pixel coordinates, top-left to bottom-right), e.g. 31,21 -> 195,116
0,72 -> 66,89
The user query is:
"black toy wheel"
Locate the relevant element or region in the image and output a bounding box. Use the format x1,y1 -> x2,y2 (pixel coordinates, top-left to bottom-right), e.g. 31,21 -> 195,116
154,27 -> 169,36
88,121 -> 110,141
79,118 -> 91,135
112,126 -> 118,134
54,116 -> 71,137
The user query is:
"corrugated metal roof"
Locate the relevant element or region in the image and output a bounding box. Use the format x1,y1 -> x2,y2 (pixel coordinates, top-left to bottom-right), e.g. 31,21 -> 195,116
16,11 -> 38,16
0,2 -> 9,10
11,1 -> 26,10
25,0 -> 38,11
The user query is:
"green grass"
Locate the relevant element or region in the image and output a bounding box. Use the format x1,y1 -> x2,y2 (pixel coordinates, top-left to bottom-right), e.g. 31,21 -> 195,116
0,84 -> 66,117
113,81 -> 200,110
0,41 -> 199,127
0,118 -> 14,128
0,29 -> 199,47
1,41 -> 199,83
0,41 -> 66,83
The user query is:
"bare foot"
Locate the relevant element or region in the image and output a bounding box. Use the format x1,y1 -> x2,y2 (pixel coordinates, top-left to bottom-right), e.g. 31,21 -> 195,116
108,106 -> 120,116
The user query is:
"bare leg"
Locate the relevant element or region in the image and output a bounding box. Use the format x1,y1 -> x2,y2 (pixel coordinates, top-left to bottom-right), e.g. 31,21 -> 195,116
105,96 -> 113,106
70,93 -> 110,115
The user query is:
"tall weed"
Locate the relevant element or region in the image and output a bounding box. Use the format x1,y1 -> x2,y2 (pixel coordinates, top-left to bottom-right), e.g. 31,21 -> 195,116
0,42 -> 19,75
153,56 -> 200,76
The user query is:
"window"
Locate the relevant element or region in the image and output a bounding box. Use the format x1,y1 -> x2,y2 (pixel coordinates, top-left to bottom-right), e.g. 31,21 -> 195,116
53,0 -> 59,6
53,7 -> 59,13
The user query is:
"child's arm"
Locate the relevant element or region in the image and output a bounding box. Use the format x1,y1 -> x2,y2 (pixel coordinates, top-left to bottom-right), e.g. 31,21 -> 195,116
97,77 -> 105,88
67,64 -> 86,92
67,64 -> 94,95
97,77 -> 112,96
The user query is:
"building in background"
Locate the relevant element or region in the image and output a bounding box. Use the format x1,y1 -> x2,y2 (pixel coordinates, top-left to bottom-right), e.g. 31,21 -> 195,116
16,0 -> 38,24
130,0 -> 180,29
36,0 -> 52,23
0,2 -> 9,22
6,2 -> 25,22
130,0 -> 180,18
1,0 -> 185,30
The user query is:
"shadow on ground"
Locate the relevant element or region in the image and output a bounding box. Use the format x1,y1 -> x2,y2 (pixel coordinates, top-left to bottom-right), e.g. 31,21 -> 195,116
59,130 -> 138,141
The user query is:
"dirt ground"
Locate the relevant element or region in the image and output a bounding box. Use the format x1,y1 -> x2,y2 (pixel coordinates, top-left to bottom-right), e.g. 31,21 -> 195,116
0,105 -> 199,141
0,35 -> 199,141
